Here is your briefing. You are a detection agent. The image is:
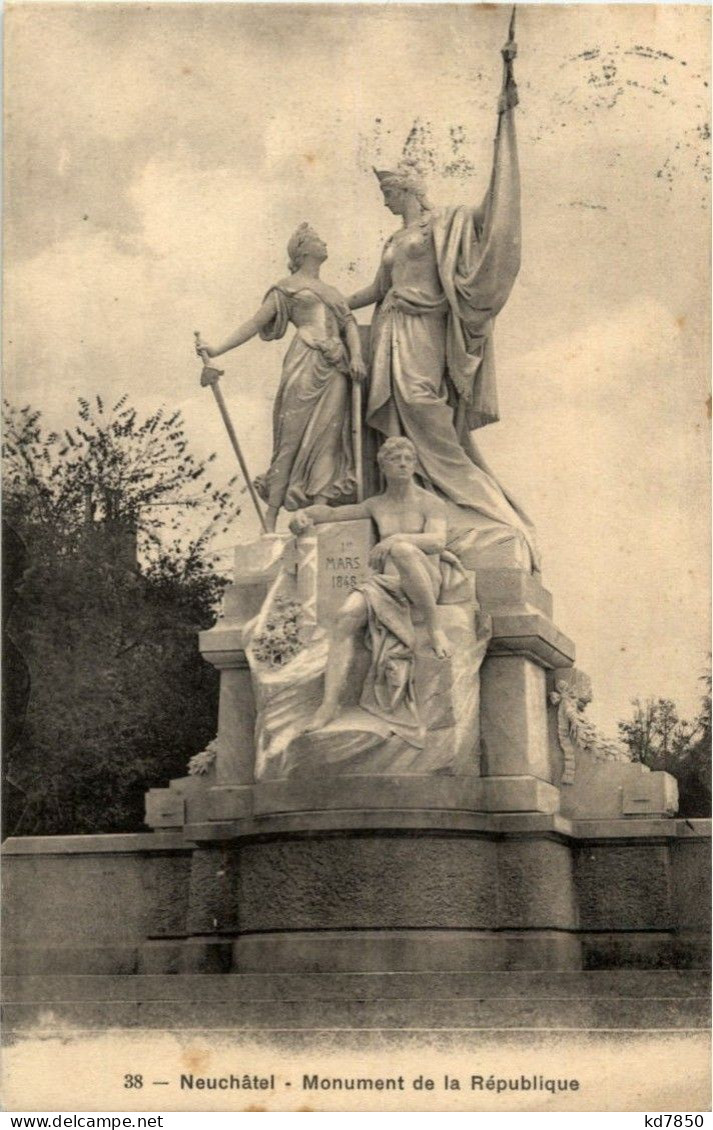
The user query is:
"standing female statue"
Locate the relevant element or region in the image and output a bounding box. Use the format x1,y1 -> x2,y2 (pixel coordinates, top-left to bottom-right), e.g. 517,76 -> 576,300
347,36 -> 540,572
196,224 -> 365,532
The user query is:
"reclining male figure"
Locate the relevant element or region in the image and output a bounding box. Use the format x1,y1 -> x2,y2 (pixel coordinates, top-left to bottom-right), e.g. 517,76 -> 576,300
289,435 -> 456,733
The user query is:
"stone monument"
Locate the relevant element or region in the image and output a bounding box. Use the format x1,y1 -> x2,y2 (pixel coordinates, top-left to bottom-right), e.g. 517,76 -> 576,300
4,24 -> 706,1007
137,30 -> 704,981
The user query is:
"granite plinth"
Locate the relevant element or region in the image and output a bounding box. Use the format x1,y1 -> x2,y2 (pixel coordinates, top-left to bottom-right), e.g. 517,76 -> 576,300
144,771 -> 561,832
233,930 -> 583,973
192,555 -> 578,817
180,774 -> 561,819
476,569 -> 574,672
193,641 -> 255,787
3,824 -> 709,976
487,611 -> 575,668
206,785 -> 252,821
480,657 -> 551,779
133,536 -> 697,992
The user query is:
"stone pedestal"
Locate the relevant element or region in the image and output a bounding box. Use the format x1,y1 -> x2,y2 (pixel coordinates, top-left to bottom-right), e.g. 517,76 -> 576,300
3,821 -> 709,978
138,539 -> 688,977
196,535 -> 289,815
480,657 -> 550,778
475,567 -> 575,814
227,519 -> 489,781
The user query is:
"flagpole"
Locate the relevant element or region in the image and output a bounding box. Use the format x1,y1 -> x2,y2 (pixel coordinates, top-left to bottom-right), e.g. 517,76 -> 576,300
497,5 -> 518,132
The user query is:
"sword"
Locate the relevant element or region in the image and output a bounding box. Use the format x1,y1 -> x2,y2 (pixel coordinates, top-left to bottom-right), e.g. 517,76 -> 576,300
194,331 -> 268,534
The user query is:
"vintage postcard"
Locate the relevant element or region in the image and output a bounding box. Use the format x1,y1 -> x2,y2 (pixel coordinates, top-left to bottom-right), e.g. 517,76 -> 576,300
2,1 -> 711,1114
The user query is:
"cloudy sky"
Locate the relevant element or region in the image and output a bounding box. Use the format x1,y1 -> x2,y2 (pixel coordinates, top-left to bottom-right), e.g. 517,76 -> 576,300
5,3 -> 710,731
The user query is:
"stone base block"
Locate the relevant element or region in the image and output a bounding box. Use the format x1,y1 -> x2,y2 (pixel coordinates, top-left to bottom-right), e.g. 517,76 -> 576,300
480,657 -> 551,779
4,944 -> 139,976
141,937 -> 237,974
180,936 -> 233,973
250,774 -> 559,816
487,611 -> 575,669
253,774 -> 477,815
479,775 -> 560,814
226,832 -> 578,935
233,929 -> 583,973
581,932 -> 712,971
145,787 -> 185,830
622,770 -> 679,817
3,826 -> 709,980
559,749 -> 680,822
145,775 -> 215,829
476,568 -> 554,618
138,939 -> 183,975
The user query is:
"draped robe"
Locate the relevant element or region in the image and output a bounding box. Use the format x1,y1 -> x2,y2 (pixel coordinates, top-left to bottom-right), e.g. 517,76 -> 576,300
365,102 -> 540,572
256,281 -> 357,511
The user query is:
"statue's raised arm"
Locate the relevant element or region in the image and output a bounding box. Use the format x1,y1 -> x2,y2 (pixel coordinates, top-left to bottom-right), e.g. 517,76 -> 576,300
198,224 -> 364,533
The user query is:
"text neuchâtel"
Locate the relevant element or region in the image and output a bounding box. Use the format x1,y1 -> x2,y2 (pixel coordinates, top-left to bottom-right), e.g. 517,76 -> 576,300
180,1074 -> 275,1090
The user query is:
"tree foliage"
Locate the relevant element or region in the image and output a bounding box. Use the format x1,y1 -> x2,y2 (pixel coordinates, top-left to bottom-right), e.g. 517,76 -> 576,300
617,677 -> 712,817
2,396 -> 240,836
3,396 -> 239,564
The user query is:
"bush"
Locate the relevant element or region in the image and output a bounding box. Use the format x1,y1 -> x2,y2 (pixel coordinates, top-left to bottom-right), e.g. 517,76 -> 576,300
2,396 -> 240,835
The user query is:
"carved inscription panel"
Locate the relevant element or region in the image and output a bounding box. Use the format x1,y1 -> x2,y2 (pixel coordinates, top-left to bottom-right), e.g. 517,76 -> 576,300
314,519 -> 375,626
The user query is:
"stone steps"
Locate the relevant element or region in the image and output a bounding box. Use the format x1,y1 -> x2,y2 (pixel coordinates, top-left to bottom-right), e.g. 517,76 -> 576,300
3,972 -> 709,1032
3,997 -> 709,1031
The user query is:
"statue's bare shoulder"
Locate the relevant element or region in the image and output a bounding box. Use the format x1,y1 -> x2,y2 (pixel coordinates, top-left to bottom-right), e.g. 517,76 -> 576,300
368,483 -> 446,533
418,487 -> 447,520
